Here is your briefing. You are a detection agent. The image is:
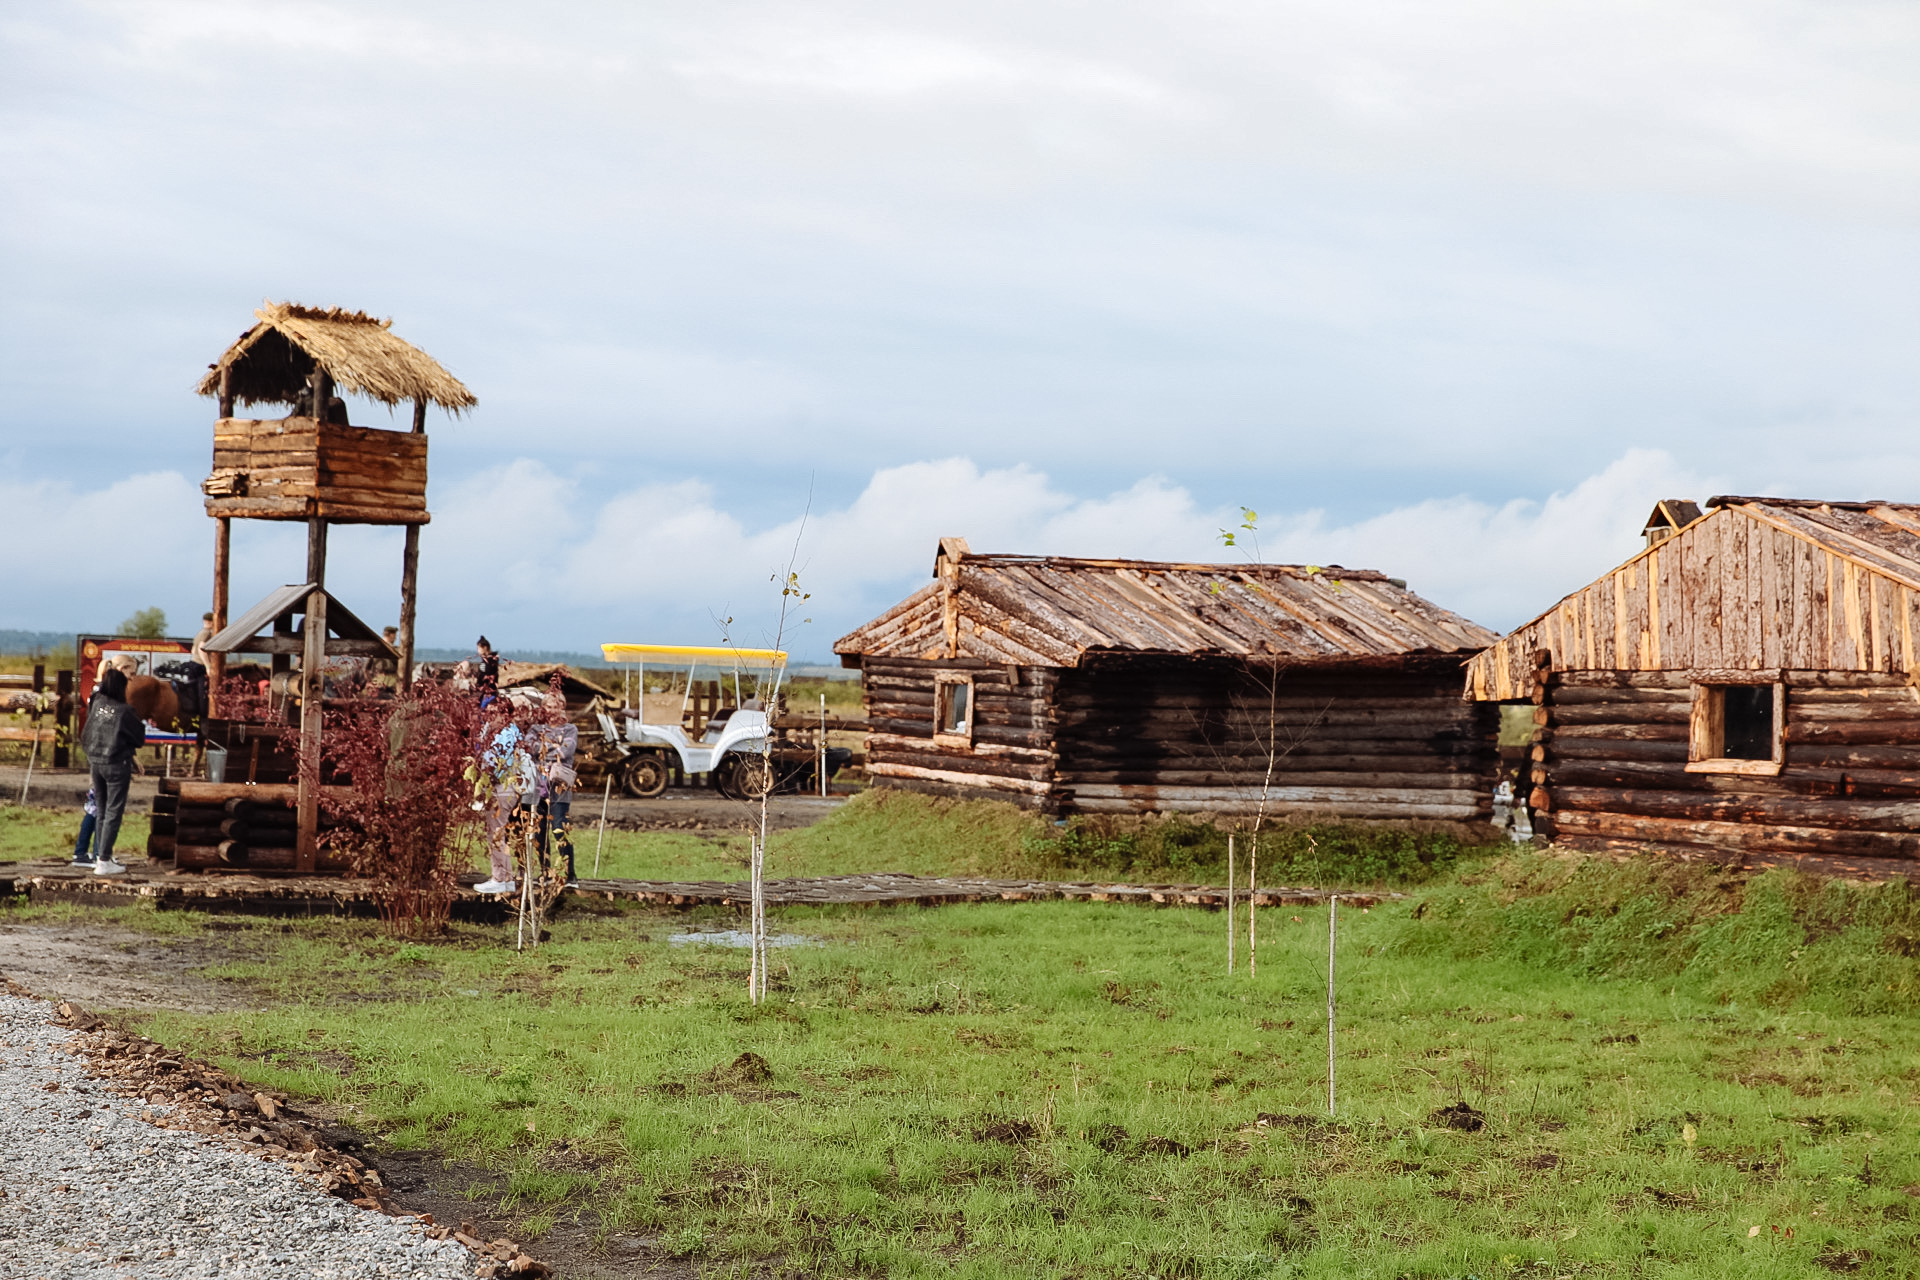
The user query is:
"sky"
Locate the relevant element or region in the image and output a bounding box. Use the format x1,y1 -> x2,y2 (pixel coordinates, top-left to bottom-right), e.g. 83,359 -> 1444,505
4,1 -> 1918,659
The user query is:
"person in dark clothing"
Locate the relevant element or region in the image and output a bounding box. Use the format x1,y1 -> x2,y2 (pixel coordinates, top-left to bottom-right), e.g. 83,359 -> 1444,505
474,637 -> 500,704
80,658 -> 147,875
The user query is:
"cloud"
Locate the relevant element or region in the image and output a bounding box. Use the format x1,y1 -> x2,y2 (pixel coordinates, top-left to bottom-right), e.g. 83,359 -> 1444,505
408,448 -> 1712,652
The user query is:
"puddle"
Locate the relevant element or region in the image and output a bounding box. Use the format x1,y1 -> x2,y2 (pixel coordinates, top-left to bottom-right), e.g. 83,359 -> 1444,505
669,930 -> 816,949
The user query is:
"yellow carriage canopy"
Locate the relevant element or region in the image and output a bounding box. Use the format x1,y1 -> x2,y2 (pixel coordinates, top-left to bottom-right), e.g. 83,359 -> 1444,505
601,644 -> 787,666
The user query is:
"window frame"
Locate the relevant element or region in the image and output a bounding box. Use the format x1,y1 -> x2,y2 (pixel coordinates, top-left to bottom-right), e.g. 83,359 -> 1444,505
1686,670 -> 1785,776
932,672 -> 975,748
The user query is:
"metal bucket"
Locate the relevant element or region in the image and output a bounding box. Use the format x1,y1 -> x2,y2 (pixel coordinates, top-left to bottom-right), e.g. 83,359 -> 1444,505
205,746 -> 228,784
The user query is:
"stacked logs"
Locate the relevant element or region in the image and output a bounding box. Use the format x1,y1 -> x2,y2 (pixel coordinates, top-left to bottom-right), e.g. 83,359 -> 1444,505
167,782 -> 351,873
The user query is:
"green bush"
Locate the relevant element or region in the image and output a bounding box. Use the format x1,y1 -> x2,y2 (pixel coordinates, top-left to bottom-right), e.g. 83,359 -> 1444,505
1025,813 -> 1493,888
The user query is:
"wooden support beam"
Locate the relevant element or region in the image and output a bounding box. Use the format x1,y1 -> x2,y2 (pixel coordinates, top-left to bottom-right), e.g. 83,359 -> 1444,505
296,590 -> 327,873
209,515 -> 230,717
398,396 -> 426,693
306,517 -> 328,589
398,524 -> 420,693
217,365 -> 234,420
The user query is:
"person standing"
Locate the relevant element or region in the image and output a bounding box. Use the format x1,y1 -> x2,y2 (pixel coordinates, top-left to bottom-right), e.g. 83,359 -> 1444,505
80,654 -> 146,876
373,626 -> 401,698
474,637 -> 500,707
532,691 -> 580,886
473,722 -> 535,896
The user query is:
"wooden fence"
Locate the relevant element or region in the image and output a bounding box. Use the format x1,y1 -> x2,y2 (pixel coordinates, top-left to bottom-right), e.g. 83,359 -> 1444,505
0,667 -> 73,767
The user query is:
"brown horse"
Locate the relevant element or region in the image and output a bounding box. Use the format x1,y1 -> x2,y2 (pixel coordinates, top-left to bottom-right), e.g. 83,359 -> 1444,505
126,674 -> 182,732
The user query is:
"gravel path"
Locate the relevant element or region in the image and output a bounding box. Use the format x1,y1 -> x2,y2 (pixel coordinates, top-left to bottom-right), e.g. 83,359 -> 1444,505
0,992 -> 477,1280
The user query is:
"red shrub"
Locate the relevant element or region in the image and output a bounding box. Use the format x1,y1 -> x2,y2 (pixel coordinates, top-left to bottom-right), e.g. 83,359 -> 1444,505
321,680 -> 484,936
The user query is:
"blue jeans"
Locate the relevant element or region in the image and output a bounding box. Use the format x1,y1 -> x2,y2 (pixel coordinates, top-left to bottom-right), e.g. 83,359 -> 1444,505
73,811 -> 97,862
89,762 -> 132,862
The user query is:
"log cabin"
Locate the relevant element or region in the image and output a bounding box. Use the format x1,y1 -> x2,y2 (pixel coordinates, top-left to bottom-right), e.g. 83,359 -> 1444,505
834,539 -> 1501,821
1466,496 -> 1920,875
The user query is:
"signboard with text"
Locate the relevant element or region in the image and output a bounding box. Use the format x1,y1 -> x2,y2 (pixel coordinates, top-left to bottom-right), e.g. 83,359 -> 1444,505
76,635 -> 198,746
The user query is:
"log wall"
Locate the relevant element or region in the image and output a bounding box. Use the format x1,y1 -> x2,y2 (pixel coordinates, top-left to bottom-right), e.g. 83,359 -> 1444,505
204,417 -> 429,525
1535,669 -> 1920,860
1052,656 -> 1496,819
860,653 -> 1499,819
861,657 -> 1058,804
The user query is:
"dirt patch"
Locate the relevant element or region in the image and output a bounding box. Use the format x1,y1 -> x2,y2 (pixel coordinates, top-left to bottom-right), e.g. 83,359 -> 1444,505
328,1129 -> 698,1280
0,922 -> 259,1013
973,1118 -> 1036,1144
1428,1102 -> 1487,1132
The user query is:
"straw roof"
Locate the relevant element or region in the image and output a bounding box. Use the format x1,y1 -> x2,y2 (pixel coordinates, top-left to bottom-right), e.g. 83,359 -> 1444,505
195,301 -> 477,412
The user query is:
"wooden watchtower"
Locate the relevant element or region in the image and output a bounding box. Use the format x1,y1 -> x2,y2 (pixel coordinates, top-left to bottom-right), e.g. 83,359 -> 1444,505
196,302 -> 474,865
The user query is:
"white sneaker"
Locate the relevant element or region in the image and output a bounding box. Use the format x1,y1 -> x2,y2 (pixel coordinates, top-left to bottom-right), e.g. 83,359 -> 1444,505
94,859 -> 128,877
473,879 -> 516,895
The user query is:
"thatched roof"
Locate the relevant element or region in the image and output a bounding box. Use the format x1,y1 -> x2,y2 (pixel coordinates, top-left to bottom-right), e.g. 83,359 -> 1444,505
195,302 -> 477,412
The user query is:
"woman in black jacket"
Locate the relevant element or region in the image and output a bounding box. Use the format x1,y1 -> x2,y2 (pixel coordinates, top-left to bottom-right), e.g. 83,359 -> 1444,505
79,658 -> 147,875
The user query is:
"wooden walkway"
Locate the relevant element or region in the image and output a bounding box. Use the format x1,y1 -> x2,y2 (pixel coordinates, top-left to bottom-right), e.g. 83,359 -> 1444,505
0,861 -> 1391,919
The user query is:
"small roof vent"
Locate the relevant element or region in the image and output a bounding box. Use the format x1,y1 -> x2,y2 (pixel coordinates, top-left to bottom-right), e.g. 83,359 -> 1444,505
1642,499 -> 1703,548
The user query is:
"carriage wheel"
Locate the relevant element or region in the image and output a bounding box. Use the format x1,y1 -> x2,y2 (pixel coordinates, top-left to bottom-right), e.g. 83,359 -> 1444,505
619,753 -> 669,799
723,753 -> 773,801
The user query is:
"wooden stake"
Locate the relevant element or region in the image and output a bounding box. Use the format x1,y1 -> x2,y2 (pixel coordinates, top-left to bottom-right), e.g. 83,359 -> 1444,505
1248,836 -> 1258,978
592,774 -> 612,875
18,734 -> 37,805
1328,894 -> 1338,1116
295,589 -> 327,873
1226,833 -> 1235,974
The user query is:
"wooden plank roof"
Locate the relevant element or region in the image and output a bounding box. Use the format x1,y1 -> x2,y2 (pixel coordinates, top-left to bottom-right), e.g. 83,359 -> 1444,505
835,549 -> 1496,668
204,583 -> 396,659
1466,497 -> 1920,699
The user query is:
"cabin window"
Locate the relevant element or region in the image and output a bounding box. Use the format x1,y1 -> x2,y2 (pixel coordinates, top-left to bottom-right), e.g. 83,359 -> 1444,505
1687,677 -> 1784,776
934,673 -> 974,746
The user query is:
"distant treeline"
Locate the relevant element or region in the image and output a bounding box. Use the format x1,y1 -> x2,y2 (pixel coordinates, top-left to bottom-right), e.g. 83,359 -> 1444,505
0,630 -> 853,679
0,629 -> 77,656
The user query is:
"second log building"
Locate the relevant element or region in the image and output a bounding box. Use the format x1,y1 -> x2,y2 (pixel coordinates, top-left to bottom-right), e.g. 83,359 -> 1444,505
834,539 -> 1500,822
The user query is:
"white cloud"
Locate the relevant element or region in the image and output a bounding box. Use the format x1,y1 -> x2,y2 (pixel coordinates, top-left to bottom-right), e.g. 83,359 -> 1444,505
0,472 -> 208,634
1260,448 -> 1718,628
394,448 -> 1715,652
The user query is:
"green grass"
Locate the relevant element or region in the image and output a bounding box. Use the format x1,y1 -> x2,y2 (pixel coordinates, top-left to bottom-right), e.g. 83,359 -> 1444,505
0,804 -> 147,865
583,790 -> 1497,888
14,792 -> 1920,1275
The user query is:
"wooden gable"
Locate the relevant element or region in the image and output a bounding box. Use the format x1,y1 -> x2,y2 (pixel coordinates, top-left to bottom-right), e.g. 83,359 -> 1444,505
1468,499 -> 1920,700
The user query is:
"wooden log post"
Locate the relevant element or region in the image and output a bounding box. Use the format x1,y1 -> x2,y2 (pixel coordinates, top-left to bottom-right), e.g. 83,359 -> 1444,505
209,515 -> 231,716
296,589 -> 328,872
53,668 -> 71,768
396,397 -> 426,692
306,518 -> 328,590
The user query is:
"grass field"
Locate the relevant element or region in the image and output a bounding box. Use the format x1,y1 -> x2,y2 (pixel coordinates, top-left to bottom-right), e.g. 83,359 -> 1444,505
0,804 -> 148,864
5,794 -> 1920,1277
